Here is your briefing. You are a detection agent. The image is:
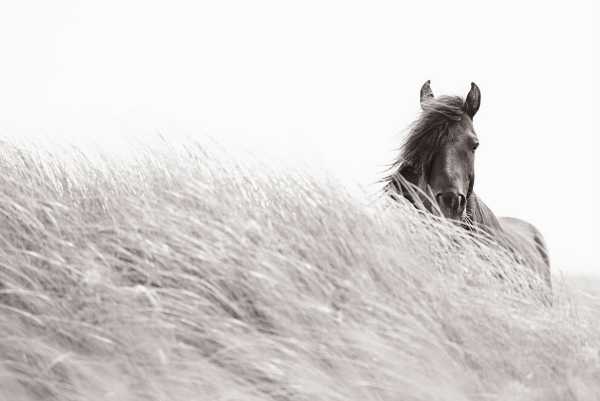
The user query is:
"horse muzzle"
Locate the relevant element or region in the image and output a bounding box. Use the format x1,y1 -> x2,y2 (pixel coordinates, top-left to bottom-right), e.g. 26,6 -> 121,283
436,192 -> 466,220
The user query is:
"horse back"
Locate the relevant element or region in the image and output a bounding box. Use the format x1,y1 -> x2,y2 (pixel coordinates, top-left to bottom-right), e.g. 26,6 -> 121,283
499,216 -> 551,288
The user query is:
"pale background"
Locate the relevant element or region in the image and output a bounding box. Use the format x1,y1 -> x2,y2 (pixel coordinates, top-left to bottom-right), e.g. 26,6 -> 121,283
0,1 -> 597,274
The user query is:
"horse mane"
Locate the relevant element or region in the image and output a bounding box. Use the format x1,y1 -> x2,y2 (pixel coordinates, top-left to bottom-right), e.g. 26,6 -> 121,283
382,95 -> 504,234
382,96 -> 465,189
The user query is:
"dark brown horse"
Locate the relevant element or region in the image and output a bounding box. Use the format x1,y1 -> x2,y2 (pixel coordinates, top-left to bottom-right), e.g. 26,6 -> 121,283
384,81 -> 551,291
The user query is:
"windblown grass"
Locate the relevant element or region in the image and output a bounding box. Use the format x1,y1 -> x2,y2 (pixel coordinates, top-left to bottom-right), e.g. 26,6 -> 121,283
0,138 -> 599,401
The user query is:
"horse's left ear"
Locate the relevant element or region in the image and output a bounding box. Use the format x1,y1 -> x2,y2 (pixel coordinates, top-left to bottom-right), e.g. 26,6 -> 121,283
464,82 -> 481,118
420,80 -> 434,108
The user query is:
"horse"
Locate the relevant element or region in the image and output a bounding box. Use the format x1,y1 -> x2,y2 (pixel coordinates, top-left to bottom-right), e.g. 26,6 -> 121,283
383,81 -> 551,293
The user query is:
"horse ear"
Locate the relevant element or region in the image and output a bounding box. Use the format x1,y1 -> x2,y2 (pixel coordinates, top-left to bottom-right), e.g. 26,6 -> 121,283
420,80 -> 434,108
464,82 -> 481,118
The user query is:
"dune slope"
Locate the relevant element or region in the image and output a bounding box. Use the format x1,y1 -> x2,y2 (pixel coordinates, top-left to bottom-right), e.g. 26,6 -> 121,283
0,140 -> 598,401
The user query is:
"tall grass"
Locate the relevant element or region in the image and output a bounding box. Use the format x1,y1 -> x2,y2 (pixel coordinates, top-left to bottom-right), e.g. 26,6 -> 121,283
0,138 -> 599,401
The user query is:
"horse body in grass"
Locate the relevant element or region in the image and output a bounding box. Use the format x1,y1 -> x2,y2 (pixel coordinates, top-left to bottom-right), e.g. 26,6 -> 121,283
384,81 -> 551,290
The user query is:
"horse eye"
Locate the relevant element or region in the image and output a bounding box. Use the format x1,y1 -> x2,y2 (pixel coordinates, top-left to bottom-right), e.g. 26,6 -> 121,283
472,142 -> 479,151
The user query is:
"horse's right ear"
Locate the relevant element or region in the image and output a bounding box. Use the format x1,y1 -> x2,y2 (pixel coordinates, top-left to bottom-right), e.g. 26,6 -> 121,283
420,80 -> 434,109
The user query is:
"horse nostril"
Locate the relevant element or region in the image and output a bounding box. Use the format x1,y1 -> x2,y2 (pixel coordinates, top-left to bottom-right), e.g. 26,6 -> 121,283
437,193 -> 454,209
458,194 -> 466,210
436,193 -> 449,209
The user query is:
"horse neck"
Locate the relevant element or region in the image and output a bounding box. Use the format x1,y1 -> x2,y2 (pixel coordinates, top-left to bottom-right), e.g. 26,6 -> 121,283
465,193 -> 504,234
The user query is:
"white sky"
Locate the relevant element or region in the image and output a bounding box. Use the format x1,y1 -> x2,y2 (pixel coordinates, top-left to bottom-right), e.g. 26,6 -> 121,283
0,1 -> 598,274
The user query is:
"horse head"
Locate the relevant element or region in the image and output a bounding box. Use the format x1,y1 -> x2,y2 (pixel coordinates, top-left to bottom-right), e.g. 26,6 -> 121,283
388,81 -> 482,222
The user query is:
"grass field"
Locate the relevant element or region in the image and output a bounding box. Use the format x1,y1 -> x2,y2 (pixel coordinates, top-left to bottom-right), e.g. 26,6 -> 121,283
0,138 -> 599,401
